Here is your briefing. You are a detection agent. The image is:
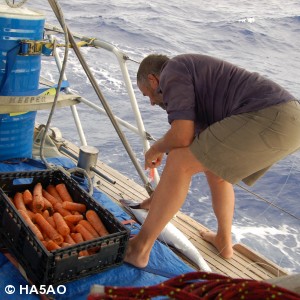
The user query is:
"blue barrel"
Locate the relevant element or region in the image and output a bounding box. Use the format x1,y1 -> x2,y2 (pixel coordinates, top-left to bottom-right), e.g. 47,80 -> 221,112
0,5 -> 45,161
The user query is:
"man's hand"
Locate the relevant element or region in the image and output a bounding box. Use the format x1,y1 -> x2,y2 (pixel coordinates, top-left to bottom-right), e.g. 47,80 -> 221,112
144,120 -> 195,169
144,145 -> 164,169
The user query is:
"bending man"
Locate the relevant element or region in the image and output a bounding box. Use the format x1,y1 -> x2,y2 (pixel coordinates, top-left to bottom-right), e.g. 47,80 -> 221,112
124,54 -> 300,268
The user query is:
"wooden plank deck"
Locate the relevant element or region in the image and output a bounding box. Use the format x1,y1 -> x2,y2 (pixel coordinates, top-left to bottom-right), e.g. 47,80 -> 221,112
55,138 -> 289,281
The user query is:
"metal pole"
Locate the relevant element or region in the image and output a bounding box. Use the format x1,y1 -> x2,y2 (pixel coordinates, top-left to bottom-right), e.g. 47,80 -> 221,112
49,34 -> 88,146
44,24 -> 160,185
66,27 -> 153,195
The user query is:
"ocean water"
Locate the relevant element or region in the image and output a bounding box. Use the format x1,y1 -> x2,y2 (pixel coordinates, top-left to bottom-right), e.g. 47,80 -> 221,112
26,0 -> 300,274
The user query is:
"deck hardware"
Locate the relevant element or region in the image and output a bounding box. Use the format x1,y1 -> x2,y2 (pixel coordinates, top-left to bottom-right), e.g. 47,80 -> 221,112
19,40 -> 48,56
60,145 -> 116,184
77,145 -> 99,178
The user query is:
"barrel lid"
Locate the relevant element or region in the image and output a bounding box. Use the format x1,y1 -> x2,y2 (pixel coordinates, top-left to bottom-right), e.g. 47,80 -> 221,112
0,4 -> 44,19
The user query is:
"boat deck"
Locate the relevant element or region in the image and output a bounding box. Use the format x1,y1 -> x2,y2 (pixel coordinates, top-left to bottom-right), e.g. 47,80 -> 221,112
54,137 -> 289,281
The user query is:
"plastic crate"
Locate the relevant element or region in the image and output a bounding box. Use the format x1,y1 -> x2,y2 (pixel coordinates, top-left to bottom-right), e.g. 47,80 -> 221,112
0,169 -> 130,285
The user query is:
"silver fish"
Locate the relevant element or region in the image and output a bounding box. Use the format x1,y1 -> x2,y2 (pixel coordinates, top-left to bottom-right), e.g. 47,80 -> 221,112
120,199 -> 211,272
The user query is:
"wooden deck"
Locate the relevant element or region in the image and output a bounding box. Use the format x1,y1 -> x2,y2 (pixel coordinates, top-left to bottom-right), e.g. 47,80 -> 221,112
53,137 -> 289,281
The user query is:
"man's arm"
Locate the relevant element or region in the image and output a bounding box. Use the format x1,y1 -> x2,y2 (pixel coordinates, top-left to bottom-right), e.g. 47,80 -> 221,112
145,119 -> 195,169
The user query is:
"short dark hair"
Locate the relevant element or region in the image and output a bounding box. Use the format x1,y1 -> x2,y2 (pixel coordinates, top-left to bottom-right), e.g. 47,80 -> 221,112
137,54 -> 169,84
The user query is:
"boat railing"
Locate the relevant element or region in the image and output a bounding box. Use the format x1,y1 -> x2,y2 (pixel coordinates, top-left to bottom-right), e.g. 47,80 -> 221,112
42,24 -> 160,190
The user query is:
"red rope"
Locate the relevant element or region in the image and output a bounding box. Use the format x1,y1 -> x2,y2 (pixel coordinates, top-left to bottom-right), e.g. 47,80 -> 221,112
87,271 -> 300,300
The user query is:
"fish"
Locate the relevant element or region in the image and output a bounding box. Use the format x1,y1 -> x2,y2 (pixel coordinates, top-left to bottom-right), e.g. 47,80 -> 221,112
120,199 -> 212,272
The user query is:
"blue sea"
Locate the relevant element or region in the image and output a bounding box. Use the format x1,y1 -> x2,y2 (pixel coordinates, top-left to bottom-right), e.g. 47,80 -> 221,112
30,0 -> 300,274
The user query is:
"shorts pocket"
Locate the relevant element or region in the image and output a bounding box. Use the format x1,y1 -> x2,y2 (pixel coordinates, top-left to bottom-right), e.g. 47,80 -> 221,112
259,111 -> 299,151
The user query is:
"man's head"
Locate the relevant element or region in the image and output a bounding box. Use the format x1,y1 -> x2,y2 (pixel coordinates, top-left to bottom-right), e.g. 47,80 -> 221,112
137,54 -> 169,108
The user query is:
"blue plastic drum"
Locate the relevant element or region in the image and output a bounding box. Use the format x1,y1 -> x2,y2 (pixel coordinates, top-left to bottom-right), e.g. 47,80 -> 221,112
0,5 -> 45,161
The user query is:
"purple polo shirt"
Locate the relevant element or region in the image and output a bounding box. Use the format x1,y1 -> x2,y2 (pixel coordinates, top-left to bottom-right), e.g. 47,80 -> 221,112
159,54 -> 295,132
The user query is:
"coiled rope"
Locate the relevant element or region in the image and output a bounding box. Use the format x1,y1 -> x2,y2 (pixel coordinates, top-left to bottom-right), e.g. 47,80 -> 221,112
87,271 -> 300,300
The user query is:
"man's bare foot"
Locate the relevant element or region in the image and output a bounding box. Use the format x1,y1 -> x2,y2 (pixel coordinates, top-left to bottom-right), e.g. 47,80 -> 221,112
200,230 -> 233,259
124,236 -> 150,268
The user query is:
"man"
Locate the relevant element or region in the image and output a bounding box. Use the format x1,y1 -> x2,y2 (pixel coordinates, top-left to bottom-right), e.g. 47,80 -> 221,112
124,54 -> 300,268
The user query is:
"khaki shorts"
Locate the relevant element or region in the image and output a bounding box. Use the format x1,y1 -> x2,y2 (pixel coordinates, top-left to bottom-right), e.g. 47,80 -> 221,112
190,100 -> 300,186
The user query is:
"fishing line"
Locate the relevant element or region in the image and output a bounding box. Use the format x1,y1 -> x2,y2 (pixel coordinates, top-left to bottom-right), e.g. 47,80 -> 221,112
236,156 -> 300,221
237,183 -> 300,221
243,261 -> 283,277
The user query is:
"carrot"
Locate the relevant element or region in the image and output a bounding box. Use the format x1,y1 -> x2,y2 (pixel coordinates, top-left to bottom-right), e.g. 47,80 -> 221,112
70,232 -> 83,242
32,183 -> 44,212
75,224 -> 94,241
42,189 -> 61,205
46,185 -> 63,202
86,210 -> 109,236
13,192 -> 27,212
23,189 -> 33,205
47,216 -> 56,229
61,242 -> 72,248
79,220 -> 99,238
88,247 -> 100,256
65,234 -> 76,245
148,168 -> 155,182
41,233 -> 49,241
62,201 -> 86,213
65,220 -> 76,233
53,212 -> 70,237
38,227 -> 48,241
43,209 -> 50,219
43,198 -> 54,214
26,210 -> 36,221
35,213 -> 64,245
46,240 -> 60,251
71,233 -> 89,256
53,202 -> 72,217
64,214 -> 84,224
19,210 -> 44,241
55,183 -> 73,202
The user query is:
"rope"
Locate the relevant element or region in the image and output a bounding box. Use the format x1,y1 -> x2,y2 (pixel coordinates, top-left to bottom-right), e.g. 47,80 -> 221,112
87,271 -> 300,300
39,0 -> 69,170
5,0 -> 28,8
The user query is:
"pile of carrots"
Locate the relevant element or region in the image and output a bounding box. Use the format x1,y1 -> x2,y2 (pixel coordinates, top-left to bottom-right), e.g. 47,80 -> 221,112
10,182 -> 110,256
